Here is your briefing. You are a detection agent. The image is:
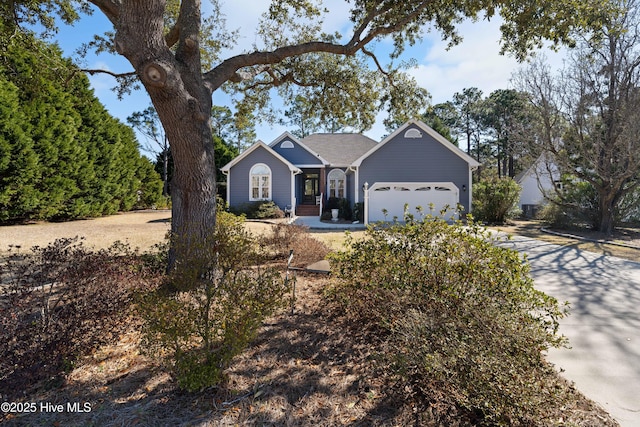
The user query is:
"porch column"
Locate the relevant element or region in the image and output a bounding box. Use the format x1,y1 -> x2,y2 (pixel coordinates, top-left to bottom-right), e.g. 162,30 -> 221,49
363,182 -> 369,225
319,167 -> 326,205
291,171 -> 298,217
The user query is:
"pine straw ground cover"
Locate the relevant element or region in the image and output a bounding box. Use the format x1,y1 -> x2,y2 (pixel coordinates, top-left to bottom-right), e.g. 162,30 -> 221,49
1,273 -> 617,426
0,213 -> 621,426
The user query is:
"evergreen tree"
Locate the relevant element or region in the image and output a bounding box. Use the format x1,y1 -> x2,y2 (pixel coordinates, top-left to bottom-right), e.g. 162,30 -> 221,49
136,156 -> 165,208
0,35 -> 163,222
0,78 -> 39,221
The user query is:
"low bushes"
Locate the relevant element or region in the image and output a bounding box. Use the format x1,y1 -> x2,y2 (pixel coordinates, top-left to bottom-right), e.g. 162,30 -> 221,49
229,200 -> 285,219
259,222 -> 330,267
138,210 -> 289,391
0,238 -> 160,398
538,180 -> 599,229
0,210 -> 331,396
328,216 -> 569,425
325,197 -> 353,221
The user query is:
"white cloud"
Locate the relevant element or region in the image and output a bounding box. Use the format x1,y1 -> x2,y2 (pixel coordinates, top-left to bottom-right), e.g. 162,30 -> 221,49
408,19 -> 520,102
219,0 -> 267,51
407,18 -> 567,103
221,0 -> 353,52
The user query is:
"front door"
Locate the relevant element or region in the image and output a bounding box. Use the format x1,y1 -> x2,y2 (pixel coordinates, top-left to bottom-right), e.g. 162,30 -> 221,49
301,173 -> 319,204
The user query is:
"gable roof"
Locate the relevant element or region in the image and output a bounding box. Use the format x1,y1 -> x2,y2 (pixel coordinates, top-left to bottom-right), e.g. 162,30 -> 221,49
515,153 -> 558,184
220,140 -> 302,173
301,133 -> 378,167
352,120 -> 481,169
269,131 -> 330,166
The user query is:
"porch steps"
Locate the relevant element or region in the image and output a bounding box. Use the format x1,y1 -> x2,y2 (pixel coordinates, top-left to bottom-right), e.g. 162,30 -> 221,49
295,205 -> 320,216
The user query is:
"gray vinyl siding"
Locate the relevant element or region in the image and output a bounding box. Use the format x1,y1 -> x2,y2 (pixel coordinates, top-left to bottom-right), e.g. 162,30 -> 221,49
346,171 -> 354,203
272,137 -> 323,165
227,146 -> 292,210
358,125 -> 473,213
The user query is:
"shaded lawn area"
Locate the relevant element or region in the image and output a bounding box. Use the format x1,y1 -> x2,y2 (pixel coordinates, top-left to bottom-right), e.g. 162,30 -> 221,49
492,219 -> 640,263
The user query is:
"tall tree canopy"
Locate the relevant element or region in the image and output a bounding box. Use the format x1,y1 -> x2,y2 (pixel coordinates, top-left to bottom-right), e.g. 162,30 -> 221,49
451,87 -> 486,158
2,0 -> 615,266
433,88 -> 535,180
516,0 -> 640,234
483,89 -> 533,178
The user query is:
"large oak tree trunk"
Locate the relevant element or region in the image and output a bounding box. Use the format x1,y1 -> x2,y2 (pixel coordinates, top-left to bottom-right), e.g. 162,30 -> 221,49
598,188 -> 617,236
162,104 -> 216,270
112,0 -> 216,269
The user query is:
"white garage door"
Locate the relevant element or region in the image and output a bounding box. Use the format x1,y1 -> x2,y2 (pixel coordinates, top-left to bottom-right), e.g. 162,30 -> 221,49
367,182 -> 459,223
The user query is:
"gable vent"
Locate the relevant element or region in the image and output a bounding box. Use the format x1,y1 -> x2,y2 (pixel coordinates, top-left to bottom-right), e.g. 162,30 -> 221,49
280,140 -> 294,148
404,128 -> 422,139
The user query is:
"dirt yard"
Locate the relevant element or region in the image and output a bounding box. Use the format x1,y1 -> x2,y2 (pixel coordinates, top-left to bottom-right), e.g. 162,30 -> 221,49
4,212 -> 638,261
0,211 -> 355,256
0,210 -> 173,254
0,212 -> 623,426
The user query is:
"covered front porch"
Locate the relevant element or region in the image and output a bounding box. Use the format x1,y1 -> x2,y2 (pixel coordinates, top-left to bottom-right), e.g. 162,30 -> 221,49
295,169 -> 325,216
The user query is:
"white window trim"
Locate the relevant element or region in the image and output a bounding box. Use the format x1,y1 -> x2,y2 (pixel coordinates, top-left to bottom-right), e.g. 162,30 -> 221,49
328,168 -> 346,199
249,163 -> 272,201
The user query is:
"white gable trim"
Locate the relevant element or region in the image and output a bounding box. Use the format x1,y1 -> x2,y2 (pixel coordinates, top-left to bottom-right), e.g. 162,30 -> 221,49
220,140 -> 302,174
352,120 -> 481,169
268,132 -> 330,166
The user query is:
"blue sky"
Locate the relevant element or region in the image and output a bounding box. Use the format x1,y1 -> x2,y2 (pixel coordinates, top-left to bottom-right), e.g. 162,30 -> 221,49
49,1 -> 566,151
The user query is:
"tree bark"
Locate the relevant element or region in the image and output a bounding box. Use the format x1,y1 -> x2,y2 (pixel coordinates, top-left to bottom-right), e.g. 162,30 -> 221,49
110,0 -> 216,269
598,191 -> 615,235
161,146 -> 169,197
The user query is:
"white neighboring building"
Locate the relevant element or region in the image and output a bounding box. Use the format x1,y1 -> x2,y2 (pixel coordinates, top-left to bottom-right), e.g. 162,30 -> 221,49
515,154 -> 560,218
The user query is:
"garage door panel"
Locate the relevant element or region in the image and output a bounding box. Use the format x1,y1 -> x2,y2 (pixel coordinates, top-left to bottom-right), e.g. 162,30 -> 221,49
367,182 -> 458,222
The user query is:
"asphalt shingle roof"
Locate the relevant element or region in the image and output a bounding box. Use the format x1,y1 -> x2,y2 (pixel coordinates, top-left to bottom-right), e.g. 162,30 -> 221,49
301,133 -> 378,166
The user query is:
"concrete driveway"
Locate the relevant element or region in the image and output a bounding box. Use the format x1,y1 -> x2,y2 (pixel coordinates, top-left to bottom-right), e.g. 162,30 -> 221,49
497,235 -> 640,427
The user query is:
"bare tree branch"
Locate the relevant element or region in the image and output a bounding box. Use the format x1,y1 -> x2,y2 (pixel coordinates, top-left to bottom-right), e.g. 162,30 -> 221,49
241,67 -> 319,91
203,41 -> 355,91
80,68 -> 137,79
362,47 -> 392,79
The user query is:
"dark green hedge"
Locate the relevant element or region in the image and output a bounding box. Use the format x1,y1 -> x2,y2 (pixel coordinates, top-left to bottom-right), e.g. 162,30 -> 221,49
0,36 -> 163,222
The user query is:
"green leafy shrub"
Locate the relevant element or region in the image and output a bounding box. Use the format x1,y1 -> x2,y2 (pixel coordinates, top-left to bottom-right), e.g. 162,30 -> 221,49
325,197 -> 352,220
0,38 -> 165,223
328,217 -> 568,425
472,176 -> 522,223
353,202 -> 364,223
538,180 -> 599,229
138,210 -> 288,391
229,200 -> 284,219
0,238 -> 160,399
337,197 -> 352,220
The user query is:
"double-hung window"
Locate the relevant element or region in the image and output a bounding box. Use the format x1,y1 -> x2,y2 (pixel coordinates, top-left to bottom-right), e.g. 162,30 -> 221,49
250,163 -> 271,200
328,169 -> 346,198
